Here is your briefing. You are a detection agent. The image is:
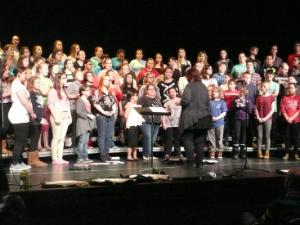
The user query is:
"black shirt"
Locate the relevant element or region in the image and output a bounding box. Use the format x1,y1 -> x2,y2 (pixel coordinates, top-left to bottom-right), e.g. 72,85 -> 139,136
92,91 -> 115,115
157,80 -> 179,104
30,91 -> 44,125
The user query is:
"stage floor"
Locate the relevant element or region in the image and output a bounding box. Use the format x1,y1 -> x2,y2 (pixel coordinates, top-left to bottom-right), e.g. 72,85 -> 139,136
3,154 -> 299,192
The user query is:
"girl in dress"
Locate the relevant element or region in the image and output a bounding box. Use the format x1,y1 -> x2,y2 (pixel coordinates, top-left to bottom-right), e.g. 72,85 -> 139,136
124,89 -> 143,161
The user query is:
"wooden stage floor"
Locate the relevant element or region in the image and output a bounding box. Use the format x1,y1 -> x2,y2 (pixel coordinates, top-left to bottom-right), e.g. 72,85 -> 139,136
3,154 -> 299,192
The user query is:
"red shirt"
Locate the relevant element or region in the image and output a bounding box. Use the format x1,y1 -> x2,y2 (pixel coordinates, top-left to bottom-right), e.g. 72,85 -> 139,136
136,68 -> 160,84
92,76 -> 99,88
111,86 -> 123,103
256,95 -> 275,120
287,53 -> 300,68
224,89 -> 239,111
280,95 -> 300,123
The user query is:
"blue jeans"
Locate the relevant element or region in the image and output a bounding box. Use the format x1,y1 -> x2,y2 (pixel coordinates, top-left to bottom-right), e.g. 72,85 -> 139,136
77,132 -> 90,160
140,123 -> 160,157
96,115 -> 115,155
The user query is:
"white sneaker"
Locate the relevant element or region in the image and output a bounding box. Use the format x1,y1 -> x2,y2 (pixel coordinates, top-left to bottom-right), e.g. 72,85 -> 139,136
84,158 -> 94,163
143,156 -> 158,160
10,163 -> 31,171
20,162 -> 31,170
10,164 -> 22,171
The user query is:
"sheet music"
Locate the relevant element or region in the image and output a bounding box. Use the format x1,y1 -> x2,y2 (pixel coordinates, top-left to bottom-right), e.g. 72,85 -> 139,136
279,169 -> 289,174
149,107 -> 167,113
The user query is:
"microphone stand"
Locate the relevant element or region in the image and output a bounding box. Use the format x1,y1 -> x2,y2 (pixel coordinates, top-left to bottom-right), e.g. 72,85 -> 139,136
230,82 -> 269,177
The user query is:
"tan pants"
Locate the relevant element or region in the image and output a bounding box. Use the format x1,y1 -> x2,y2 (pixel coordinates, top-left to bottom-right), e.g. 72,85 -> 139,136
50,112 -> 70,161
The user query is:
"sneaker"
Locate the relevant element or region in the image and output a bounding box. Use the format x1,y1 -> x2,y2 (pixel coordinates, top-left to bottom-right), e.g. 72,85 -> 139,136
295,154 -> 300,161
10,163 -> 31,171
282,154 -> 289,160
178,154 -> 187,161
164,154 -> 170,161
83,158 -> 94,163
143,156 -> 158,160
20,162 -> 31,170
76,159 -> 85,164
209,151 -> 215,159
10,164 -> 23,171
216,151 -> 223,159
223,140 -> 229,147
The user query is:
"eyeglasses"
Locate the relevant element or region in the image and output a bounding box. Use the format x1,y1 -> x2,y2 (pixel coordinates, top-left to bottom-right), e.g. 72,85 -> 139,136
61,77 -> 67,80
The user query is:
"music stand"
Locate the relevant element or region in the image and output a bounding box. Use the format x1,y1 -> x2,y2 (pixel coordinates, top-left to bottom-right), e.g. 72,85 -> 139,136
135,107 -> 170,174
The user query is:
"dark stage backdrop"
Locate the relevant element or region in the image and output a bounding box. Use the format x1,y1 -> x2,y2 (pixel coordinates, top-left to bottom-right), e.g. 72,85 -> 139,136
1,0 -> 300,64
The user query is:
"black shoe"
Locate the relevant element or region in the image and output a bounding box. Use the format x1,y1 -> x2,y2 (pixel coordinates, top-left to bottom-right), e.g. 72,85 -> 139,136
106,153 -> 111,161
240,145 -> 246,159
194,161 -> 204,169
232,145 -> 240,159
186,158 -> 195,164
100,153 -> 107,162
163,157 -> 170,164
223,140 -> 229,147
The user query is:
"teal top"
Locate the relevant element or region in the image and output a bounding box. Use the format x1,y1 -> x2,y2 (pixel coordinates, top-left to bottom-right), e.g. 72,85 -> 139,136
231,64 -> 246,79
129,59 -> 146,75
90,56 -> 102,75
111,57 -> 122,70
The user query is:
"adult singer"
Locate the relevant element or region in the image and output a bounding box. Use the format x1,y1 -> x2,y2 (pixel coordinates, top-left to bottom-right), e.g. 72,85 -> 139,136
179,68 -> 211,168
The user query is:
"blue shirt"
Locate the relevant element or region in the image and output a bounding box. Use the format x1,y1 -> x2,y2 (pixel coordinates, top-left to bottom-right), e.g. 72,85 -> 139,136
212,73 -> 225,86
210,99 -> 227,128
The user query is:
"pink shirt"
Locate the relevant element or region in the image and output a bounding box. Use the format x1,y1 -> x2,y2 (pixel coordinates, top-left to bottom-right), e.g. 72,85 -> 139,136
47,88 -> 70,112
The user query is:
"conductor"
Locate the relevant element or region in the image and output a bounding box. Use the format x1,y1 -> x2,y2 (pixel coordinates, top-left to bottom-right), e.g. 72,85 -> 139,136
179,68 -> 212,168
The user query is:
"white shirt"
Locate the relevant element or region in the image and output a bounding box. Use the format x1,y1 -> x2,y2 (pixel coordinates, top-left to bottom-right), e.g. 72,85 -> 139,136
126,105 -> 144,128
178,76 -> 188,96
8,79 -> 30,124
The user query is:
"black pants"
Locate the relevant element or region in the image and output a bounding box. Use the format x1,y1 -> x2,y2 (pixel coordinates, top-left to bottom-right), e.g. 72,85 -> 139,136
234,120 -> 247,145
12,123 -> 29,165
224,111 -> 235,143
182,129 -> 207,163
164,127 -> 181,156
29,124 -> 41,151
284,122 -> 300,153
247,112 -> 257,145
67,110 -> 77,148
0,161 -> 9,192
271,112 -> 280,145
0,102 -> 12,138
